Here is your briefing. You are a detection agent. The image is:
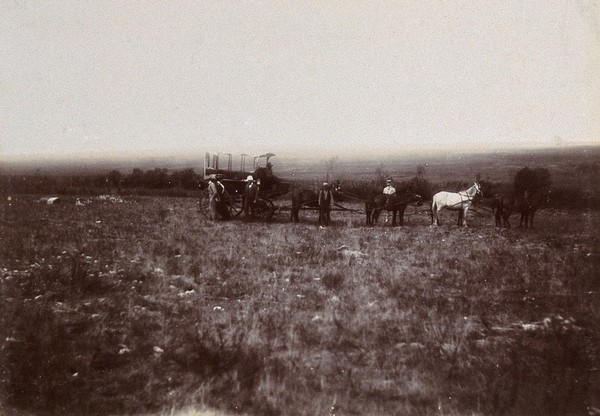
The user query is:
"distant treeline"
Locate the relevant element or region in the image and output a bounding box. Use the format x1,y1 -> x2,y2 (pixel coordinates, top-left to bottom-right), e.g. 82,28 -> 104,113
0,168 -> 201,197
1,166 -> 599,209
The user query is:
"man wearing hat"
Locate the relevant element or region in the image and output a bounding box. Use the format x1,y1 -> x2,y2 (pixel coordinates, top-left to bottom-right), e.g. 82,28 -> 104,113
383,178 -> 396,196
244,175 -> 259,220
383,178 -> 396,224
318,182 -> 334,227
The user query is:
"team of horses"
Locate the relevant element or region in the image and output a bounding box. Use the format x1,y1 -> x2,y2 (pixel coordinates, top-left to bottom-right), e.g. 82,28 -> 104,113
290,182 -> 423,226
490,188 -> 551,228
429,182 -> 550,228
288,180 -> 551,228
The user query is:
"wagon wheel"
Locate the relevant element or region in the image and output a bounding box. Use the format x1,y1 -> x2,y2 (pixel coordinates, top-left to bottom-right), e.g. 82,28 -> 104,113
225,190 -> 244,218
254,199 -> 275,221
198,189 -> 243,219
198,189 -> 210,218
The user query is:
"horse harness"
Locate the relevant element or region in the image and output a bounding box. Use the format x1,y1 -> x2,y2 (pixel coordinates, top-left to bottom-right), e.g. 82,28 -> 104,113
445,190 -> 477,210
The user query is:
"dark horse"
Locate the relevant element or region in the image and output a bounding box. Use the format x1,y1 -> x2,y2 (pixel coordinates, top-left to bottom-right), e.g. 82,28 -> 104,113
492,189 -> 551,228
290,182 -> 341,223
366,190 -> 422,226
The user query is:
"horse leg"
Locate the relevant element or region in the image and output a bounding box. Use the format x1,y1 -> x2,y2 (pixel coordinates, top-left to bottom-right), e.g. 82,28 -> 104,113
433,209 -> 441,226
291,206 -> 299,223
398,206 -> 406,226
494,206 -> 502,227
373,209 -> 381,225
528,211 -> 535,228
502,206 -> 511,228
461,208 -> 468,227
431,202 -> 438,226
492,200 -> 501,227
519,212 -> 526,228
391,210 -> 397,226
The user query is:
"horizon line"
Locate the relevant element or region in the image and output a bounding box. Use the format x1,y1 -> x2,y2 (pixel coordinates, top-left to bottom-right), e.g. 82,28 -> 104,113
2,141 -> 599,164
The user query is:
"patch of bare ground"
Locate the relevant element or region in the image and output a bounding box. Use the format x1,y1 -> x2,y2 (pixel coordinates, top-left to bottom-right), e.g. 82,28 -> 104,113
0,195 -> 598,415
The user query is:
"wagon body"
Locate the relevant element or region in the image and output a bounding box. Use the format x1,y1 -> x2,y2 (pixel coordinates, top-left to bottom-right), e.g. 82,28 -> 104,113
198,152 -> 289,221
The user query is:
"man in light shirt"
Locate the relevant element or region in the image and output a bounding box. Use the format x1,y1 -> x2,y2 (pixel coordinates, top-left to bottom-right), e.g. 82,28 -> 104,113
207,174 -> 227,221
383,179 -> 396,224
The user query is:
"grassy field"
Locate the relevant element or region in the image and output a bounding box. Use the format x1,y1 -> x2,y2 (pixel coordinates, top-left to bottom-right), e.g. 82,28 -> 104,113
0,192 -> 599,416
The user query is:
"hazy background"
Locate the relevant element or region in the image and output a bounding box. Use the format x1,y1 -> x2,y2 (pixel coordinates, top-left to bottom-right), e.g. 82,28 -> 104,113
1,1 -> 599,162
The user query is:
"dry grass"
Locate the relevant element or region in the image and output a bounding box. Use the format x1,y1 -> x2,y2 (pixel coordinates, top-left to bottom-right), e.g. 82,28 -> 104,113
0,194 -> 598,415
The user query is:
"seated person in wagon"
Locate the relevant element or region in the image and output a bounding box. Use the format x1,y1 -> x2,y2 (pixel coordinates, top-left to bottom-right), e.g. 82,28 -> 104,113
253,161 -> 278,192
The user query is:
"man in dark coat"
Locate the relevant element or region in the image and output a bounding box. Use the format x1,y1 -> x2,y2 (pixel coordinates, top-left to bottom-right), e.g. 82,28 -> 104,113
318,182 -> 334,227
244,175 -> 259,220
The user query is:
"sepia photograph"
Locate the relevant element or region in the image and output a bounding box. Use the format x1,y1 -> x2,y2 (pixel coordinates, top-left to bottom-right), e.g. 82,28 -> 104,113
1,1 -> 599,415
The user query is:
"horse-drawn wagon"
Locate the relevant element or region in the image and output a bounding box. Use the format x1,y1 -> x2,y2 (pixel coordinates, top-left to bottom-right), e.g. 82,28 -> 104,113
198,152 -> 290,221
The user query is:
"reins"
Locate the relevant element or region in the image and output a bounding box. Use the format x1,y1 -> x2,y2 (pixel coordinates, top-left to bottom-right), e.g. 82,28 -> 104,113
333,202 -> 363,213
334,190 -> 368,203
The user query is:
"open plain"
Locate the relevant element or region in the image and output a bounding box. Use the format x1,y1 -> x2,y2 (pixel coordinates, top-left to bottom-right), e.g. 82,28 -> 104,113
1,188 -> 599,415
1,148 -> 600,415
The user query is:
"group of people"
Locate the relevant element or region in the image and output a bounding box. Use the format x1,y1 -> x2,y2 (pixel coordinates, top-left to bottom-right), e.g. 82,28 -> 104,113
206,174 -> 262,221
207,174 -> 399,226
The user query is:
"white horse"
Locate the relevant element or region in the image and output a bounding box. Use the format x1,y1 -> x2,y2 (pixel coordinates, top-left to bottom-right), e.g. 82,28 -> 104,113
431,182 -> 482,227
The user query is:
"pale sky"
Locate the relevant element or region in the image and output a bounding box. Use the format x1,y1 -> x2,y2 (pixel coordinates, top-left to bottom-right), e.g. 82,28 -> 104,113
1,1 -> 599,160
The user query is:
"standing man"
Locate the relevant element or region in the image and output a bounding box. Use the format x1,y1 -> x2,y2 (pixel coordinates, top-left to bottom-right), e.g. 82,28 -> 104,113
383,178 -> 396,224
207,175 -> 226,221
244,175 -> 259,220
318,182 -> 334,227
